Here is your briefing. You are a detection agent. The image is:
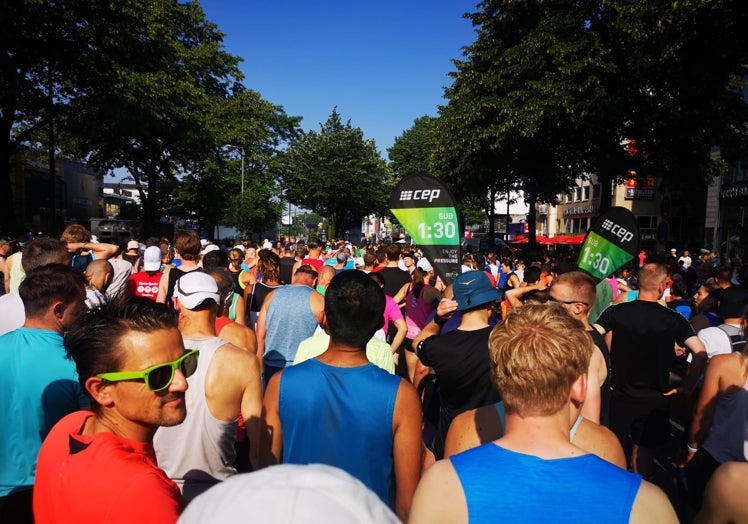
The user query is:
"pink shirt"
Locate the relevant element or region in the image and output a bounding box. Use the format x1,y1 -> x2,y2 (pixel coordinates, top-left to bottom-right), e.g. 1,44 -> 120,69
382,294 -> 403,330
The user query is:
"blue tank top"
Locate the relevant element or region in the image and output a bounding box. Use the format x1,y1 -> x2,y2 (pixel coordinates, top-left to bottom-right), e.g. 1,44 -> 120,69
264,285 -> 317,366
279,359 -> 402,507
451,443 -> 641,523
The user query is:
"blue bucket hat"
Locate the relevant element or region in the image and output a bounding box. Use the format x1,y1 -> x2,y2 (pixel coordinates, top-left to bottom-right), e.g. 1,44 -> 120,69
453,270 -> 502,311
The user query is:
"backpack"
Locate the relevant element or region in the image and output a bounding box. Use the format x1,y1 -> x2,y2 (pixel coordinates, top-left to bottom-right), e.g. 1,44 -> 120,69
717,324 -> 747,353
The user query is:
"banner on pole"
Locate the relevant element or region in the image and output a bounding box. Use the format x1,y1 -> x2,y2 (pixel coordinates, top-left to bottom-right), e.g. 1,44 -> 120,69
577,207 -> 640,282
389,173 -> 461,285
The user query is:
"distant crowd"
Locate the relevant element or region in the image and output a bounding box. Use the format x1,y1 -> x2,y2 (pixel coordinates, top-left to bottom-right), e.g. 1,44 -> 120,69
0,226 -> 746,523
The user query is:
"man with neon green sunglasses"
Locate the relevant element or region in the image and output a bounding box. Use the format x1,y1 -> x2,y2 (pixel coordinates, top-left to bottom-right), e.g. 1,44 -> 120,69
33,297 -> 195,524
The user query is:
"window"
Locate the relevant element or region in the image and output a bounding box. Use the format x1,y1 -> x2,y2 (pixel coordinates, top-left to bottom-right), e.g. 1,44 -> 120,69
583,185 -> 590,201
637,216 -> 658,229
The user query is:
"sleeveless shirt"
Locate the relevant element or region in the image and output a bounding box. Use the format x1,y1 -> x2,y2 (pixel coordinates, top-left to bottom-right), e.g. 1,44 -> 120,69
153,337 -> 238,501
703,374 -> 748,463
279,359 -> 401,507
264,285 -> 317,367
451,443 -> 642,523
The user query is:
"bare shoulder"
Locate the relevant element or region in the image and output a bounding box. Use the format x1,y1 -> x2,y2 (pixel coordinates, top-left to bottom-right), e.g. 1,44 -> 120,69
395,379 -> 421,410
215,341 -> 261,374
409,459 -> 467,524
575,418 -> 627,469
629,480 -> 678,524
445,405 -> 503,457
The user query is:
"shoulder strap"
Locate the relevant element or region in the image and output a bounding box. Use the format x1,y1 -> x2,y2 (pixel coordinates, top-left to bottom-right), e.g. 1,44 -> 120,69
716,324 -> 746,353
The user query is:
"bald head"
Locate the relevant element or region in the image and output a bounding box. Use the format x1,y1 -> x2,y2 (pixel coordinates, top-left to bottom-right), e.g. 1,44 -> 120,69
84,260 -> 114,292
638,263 -> 667,294
317,265 -> 336,290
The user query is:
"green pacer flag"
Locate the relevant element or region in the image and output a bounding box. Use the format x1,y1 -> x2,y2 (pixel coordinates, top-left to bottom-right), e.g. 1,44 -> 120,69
389,173 -> 461,285
577,207 -> 640,282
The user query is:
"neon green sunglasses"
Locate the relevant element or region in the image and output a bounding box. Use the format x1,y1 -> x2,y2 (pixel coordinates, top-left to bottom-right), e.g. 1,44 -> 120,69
97,349 -> 199,392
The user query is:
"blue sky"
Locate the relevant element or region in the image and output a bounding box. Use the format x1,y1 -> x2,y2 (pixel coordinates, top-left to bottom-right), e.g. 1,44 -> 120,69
199,1 -> 478,158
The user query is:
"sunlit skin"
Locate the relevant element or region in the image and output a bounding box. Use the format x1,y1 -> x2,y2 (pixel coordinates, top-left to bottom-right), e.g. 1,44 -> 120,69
89,327 -> 189,442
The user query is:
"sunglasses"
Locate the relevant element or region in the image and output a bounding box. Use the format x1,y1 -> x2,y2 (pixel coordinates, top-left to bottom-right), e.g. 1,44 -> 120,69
548,295 -> 589,307
97,349 -> 199,392
296,266 -> 318,278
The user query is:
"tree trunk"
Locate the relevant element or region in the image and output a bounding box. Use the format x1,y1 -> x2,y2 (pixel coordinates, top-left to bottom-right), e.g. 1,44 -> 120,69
0,139 -> 19,237
526,190 -> 537,244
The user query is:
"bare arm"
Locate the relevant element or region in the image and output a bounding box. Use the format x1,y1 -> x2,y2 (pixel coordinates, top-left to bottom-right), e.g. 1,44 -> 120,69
260,371 -> 283,468
156,265 -> 172,303
390,317 -> 407,354
688,355 -> 723,451
580,347 -> 606,424
412,298 -> 458,350
255,290 -> 274,363
240,352 -> 263,470
68,241 -> 120,260
233,294 -> 247,326
505,280 -> 547,309
392,381 -> 423,522
682,335 -> 707,393
2,255 -> 10,294
392,281 -> 410,305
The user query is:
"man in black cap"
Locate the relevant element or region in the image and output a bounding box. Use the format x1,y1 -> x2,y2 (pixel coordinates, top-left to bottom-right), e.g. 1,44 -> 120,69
414,270 -> 503,459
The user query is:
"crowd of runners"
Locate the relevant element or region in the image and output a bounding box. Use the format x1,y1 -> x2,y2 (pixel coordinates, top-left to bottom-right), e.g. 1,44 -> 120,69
0,226 -> 747,523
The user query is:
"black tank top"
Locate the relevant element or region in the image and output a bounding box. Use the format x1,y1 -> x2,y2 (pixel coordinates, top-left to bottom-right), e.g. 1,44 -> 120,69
165,266 -> 202,308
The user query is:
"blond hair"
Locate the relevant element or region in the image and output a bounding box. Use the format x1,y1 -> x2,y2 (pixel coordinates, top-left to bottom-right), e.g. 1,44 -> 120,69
489,303 -> 593,417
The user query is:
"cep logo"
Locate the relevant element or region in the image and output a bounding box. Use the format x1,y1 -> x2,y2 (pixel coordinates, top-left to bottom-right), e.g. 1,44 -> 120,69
399,189 -> 441,202
601,219 -> 634,242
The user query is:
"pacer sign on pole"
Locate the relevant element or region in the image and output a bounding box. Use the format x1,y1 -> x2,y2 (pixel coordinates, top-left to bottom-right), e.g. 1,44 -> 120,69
389,173 -> 461,285
577,207 -> 640,282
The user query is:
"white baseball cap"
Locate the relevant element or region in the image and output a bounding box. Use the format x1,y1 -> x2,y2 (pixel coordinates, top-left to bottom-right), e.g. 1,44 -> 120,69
143,246 -> 162,272
178,464 -> 399,524
173,272 -> 220,309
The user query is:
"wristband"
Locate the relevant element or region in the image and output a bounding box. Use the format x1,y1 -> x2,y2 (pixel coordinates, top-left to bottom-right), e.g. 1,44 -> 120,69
687,444 -> 699,454
433,315 -> 448,326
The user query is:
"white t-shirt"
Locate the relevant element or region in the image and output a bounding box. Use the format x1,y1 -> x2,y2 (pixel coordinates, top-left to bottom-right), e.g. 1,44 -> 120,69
0,292 -> 25,336
698,323 -> 742,359
678,255 -> 692,269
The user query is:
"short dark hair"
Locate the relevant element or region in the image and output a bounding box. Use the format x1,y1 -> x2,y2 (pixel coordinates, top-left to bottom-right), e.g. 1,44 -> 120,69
174,229 -> 201,261
523,266 -> 541,284
65,296 -> 179,408
209,269 -> 236,304
21,238 -> 69,272
202,249 -> 229,272
325,270 -> 385,348
385,243 -> 401,262
306,237 -> 321,249
19,264 -> 86,318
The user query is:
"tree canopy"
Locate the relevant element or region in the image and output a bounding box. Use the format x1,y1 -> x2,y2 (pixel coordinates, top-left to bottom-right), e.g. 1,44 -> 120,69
283,108 -> 392,239
387,115 -> 438,178
1,0 -> 295,238
434,0 -> 748,241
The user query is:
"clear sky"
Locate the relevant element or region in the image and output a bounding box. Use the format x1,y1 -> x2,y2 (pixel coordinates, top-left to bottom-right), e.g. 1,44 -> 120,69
199,1 -> 478,158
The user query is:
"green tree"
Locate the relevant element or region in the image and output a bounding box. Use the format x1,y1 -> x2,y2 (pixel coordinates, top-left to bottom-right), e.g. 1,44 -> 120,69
0,0 -> 89,235
388,116 -> 438,177
176,94 -> 302,238
284,108 -> 392,239
436,0 -> 748,241
61,1 -> 245,236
